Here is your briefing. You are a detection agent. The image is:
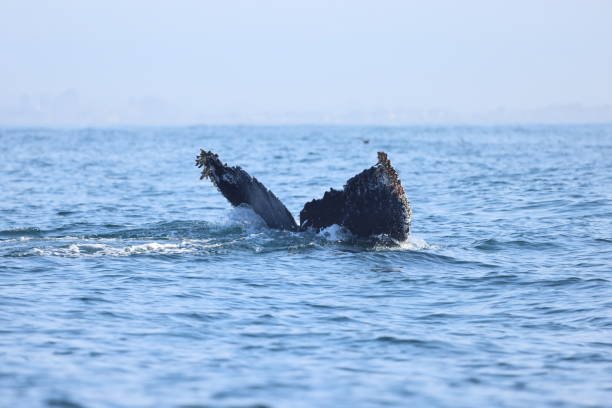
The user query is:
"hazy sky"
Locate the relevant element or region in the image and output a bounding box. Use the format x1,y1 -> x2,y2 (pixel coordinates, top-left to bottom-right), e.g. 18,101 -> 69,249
1,0 -> 611,125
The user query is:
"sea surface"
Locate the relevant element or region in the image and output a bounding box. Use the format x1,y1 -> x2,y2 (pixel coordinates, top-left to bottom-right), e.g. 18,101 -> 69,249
1,125 -> 611,408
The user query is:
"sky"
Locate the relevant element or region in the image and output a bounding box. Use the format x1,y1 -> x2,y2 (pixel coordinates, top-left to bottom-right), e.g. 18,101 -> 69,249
1,0 -> 611,125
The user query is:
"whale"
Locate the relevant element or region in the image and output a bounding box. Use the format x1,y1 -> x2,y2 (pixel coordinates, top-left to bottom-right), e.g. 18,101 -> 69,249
196,150 -> 412,241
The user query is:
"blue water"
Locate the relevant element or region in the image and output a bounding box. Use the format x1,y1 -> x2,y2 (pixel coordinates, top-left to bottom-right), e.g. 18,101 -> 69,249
1,125 -> 611,407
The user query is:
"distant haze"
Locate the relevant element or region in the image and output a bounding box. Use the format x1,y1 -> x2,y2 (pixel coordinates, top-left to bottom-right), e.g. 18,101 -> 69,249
1,0 -> 611,125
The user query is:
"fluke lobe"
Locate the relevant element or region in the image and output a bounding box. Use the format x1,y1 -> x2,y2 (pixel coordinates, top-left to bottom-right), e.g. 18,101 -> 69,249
196,150 -> 412,241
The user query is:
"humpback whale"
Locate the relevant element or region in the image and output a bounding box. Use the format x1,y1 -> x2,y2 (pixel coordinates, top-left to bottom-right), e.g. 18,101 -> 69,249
196,150 -> 412,241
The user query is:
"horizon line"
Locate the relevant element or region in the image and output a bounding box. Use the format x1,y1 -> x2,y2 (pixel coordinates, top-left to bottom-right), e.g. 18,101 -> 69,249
2,121 -> 612,130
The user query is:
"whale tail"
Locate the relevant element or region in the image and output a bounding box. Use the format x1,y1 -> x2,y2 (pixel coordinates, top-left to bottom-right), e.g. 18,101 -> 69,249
300,152 -> 411,241
196,150 -> 411,241
196,150 -> 298,231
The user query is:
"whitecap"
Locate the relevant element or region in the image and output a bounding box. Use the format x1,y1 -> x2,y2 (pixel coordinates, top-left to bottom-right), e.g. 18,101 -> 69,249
373,235 -> 434,251
223,205 -> 268,232
317,224 -> 353,241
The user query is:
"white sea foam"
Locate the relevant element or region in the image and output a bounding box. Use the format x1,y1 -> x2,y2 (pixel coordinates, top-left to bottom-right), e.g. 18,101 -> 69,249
0,236 -> 34,243
224,205 -> 268,232
397,235 -> 432,250
373,235 -> 434,251
24,239 -> 223,257
317,224 -> 353,241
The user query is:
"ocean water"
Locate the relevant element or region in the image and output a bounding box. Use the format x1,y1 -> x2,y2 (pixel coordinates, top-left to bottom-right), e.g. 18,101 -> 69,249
1,125 -> 611,408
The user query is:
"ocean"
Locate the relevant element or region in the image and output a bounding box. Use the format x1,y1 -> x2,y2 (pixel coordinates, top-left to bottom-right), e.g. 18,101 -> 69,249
1,125 -> 611,407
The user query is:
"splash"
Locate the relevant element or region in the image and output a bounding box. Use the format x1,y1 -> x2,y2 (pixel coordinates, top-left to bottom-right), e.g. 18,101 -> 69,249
223,205 -> 268,232
317,224 -> 353,242
372,234 -> 433,251
26,241 -> 201,257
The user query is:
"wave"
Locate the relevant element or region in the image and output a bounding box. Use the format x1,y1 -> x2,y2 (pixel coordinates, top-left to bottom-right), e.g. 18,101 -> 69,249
474,238 -> 561,251
0,227 -> 44,237
24,240 -> 215,257
1,208 -> 433,258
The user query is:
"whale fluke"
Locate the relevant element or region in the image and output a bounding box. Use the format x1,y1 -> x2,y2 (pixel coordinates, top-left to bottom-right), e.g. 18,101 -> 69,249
196,150 -> 298,231
300,152 -> 411,241
196,150 -> 412,241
